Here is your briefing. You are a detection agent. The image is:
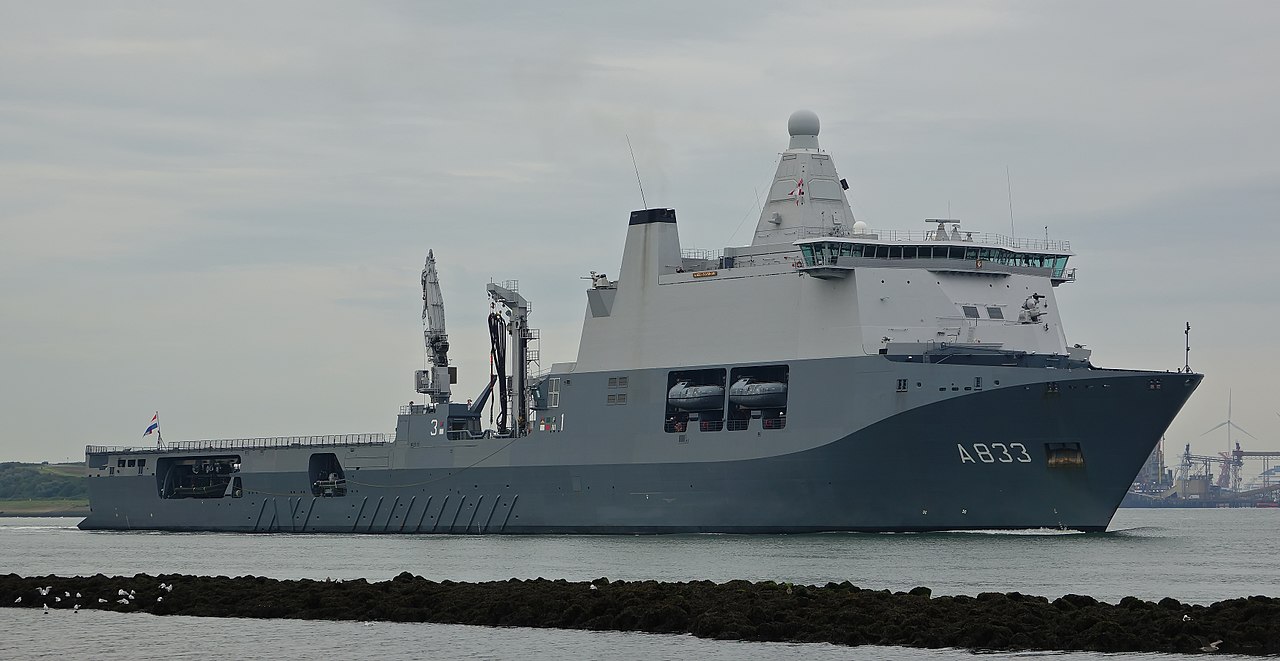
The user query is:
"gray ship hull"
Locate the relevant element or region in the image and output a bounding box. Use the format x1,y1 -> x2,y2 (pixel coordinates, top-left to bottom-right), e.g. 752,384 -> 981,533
80,369 -> 1199,533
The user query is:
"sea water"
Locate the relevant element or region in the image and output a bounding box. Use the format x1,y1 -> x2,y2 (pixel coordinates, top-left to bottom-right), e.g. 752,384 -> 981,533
2,508 -> 1274,659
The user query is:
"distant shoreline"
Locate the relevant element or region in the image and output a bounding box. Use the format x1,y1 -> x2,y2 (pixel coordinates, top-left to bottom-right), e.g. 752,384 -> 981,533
0,499 -> 89,518
0,510 -> 87,518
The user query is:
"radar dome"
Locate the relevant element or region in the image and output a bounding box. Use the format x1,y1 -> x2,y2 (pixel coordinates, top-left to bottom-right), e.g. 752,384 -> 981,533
852,220 -> 869,234
788,109 -> 820,137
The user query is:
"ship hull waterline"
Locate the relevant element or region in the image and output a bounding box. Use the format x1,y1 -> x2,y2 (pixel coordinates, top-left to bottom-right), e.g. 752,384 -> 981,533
80,371 -> 1200,534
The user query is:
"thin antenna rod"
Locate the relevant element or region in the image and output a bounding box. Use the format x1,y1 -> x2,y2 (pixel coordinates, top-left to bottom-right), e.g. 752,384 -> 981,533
1006,166 -> 1015,238
626,134 -> 647,209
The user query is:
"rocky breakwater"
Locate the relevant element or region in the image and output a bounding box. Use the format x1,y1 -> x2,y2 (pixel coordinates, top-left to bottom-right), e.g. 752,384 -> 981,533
3,573 -> 1276,655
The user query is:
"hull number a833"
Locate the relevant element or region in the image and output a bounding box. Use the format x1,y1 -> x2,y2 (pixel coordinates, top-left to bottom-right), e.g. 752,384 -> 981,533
958,443 -> 1032,464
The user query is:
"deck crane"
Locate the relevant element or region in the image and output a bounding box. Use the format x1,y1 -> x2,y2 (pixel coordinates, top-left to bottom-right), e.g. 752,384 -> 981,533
415,251 -> 454,404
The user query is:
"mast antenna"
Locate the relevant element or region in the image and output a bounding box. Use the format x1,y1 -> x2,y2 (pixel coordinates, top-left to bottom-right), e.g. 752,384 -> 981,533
626,134 -> 648,209
1006,166 -> 1016,238
1183,322 -> 1191,373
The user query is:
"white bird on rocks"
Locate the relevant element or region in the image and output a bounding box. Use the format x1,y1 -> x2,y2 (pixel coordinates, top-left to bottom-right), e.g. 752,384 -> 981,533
590,584 -> 598,590
157,597 -> 163,603
13,597 -> 20,603
163,584 -> 173,592
117,589 -> 128,597
75,593 -> 81,598
98,598 -> 107,604
43,603 -> 49,613
1200,640 -> 1223,653
73,604 -> 80,613
37,587 -> 50,596
128,590 -> 136,599
116,598 -> 130,605
55,596 -> 61,603
1183,614 -> 1192,622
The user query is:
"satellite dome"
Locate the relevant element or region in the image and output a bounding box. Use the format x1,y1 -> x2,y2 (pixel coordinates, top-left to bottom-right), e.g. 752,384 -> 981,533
788,109 -> 820,137
852,220 -> 869,234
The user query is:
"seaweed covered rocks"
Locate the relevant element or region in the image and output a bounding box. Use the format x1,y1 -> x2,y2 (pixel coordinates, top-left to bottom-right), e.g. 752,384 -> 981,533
2,573 -> 1275,655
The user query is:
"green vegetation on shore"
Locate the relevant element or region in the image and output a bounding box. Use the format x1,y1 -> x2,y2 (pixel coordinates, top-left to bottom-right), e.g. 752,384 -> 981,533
0,462 -> 88,515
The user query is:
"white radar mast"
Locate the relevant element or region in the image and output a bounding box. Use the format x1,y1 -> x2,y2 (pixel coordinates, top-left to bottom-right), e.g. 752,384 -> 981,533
416,250 -> 452,403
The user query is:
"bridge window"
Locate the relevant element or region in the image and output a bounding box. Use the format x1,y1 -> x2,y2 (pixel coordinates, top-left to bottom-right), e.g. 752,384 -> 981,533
548,377 -> 560,408
962,306 -> 980,319
987,307 -> 1004,319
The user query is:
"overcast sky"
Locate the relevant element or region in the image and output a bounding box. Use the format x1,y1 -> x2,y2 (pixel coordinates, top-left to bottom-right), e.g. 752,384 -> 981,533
3,1 -> 1278,471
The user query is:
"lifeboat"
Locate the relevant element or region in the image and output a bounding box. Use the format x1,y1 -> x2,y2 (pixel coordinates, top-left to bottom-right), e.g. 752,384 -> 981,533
728,377 -> 788,409
666,381 -> 725,411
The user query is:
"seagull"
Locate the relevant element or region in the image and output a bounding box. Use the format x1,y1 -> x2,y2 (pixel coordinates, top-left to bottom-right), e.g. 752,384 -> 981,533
43,603 -> 49,613
98,598 -> 108,604
75,593 -> 81,598
37,587 -> 50,596
589,584 -> 598,590
13,597 -> 20,603
55,597 -> 61,603
157,597 -> 163,603
73,604 -> 80,613
1183,614 -> 1192,622
116,598 -> 130,605
64,591 -> 70,598
163,584 -> 173,592
1200,640 -> 1223,653
117,589 -> 128,597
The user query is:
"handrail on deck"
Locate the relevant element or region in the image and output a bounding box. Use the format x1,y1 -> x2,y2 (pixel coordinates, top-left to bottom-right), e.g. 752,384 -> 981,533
87,433 -> 392,455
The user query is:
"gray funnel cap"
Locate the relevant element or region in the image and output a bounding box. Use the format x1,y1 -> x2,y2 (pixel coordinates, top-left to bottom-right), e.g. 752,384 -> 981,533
787,109 -> 820,150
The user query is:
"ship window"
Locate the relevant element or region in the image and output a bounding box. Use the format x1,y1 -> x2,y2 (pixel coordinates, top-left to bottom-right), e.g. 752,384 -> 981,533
608,377 -> 618,387
618,376 -> 628,388
616,393 -> 627,405
974,376 -> 983,390
986,307 -> 1004,319
948,246 -> 966,259
117,459 -> 125,468
607,394 -> 617,405
887,246 -> 902,259
138,458 -> 146,467
800,245 -> 815,266
548,377 -> 560,408
962,306 -> 980,318
127,459 -> 136,467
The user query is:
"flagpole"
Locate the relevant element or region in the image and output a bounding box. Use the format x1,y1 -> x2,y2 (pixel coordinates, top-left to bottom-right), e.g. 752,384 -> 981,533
156,411 -> 163,447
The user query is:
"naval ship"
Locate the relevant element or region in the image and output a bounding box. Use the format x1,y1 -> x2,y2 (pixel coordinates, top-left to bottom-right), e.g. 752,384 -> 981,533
80,111 -> 1201,533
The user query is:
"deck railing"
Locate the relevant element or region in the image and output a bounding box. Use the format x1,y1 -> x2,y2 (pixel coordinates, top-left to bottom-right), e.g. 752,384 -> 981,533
87,433 -> 391,455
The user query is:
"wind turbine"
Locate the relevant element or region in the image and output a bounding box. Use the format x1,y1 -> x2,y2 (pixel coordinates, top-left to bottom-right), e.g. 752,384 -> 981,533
1200,389 -> 1256,456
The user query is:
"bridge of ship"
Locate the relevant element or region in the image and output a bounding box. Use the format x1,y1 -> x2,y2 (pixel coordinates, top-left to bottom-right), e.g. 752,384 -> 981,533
789,227 -> 1075,283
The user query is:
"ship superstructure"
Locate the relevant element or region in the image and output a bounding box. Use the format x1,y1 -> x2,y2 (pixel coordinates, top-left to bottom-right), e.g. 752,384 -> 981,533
81,111 -> 1201,533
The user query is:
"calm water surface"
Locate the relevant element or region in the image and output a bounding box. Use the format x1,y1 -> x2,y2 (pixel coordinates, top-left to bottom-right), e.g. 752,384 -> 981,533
2,508 -> 1274,659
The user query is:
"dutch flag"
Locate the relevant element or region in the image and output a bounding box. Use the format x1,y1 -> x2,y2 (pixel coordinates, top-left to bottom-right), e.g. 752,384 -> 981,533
143,412 -> 159,437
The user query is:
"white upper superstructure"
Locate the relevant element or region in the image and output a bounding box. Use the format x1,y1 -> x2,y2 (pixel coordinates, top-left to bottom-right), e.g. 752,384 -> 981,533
572,112 -> 1078,373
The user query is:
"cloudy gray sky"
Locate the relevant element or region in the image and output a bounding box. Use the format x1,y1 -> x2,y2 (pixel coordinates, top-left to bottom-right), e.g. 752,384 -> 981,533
3,1 -> 1278,468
